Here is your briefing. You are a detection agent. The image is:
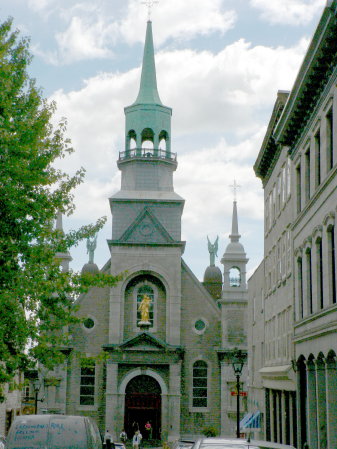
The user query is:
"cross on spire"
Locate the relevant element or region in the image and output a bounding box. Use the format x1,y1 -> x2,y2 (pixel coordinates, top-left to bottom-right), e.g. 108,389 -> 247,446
141,0 -> 159,20
230,179 -> 241,201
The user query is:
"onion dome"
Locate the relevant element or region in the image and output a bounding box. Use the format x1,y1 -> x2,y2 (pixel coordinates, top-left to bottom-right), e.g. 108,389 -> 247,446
203,265 -> 223,283
81,262 -> 99,275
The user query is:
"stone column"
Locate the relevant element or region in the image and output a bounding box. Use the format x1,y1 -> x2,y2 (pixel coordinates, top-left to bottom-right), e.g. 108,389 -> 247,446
326,356 -> 337,449
315,358 -> 327,449
105,362 -> 119,440
168,362 -> 181,442
306,359 -> 318,449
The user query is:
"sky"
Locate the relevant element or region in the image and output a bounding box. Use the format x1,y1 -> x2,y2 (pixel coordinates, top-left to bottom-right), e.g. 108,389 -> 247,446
1,0 -> 326,281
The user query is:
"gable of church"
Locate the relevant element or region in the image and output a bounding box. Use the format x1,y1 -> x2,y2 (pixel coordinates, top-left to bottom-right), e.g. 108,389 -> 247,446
117,206 -> 176,245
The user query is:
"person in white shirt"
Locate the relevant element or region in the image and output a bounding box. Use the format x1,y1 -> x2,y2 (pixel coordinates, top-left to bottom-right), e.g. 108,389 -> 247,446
132,430 -> 142,449
104,430 -> 113,449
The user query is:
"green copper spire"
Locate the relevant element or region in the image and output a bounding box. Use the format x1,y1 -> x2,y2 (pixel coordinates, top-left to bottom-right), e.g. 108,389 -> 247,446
134,20 -> 163,105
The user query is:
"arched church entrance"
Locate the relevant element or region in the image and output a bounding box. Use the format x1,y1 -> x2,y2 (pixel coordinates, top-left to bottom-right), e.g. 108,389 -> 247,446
125,374 -> 161,440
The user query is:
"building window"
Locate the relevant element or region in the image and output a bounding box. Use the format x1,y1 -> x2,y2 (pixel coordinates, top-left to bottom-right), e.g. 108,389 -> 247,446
296,163 -> 301,214
316,238 -> 324,309
306,248 -> 313,315
192,361 -> 208,408
326,108 -> 333,171
80,359 -> 95,405
304,147 -> 310,203
286,157 -> 291,198
314,129 -> 321,187
297,257 -> 303,319
327,225 -> 336,304
137,284 -> 154,327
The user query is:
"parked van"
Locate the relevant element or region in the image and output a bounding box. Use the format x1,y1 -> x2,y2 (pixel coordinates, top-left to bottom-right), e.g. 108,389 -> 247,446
5,414 -> 102,449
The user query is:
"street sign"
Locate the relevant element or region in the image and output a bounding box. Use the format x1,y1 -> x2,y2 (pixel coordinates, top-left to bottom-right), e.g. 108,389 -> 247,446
230,391 -> 247,397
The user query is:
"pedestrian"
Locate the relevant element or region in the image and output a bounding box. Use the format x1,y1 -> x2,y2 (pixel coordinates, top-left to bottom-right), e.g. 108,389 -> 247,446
144,421 -> 152,439
104,430 -> 113,449
120,429 -> 127,443
132,421 -> 139,434
132,430 -> 142,449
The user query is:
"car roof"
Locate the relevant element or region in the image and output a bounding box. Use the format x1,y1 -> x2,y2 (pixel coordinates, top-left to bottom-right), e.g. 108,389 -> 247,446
194,437 -> 295,449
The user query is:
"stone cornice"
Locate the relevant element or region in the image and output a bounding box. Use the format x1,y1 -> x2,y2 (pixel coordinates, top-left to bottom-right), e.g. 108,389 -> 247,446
274,2 -> 337,148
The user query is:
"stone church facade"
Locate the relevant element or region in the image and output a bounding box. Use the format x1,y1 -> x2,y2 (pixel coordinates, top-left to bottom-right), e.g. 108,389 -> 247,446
40,20 -> 248,441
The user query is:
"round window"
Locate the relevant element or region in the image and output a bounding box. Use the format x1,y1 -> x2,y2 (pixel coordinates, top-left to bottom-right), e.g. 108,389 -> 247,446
83,317 -> 95,329
195,319 -> 206,332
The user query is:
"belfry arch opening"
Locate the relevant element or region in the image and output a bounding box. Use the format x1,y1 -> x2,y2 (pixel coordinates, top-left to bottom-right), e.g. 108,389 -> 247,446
229,267 -> 241,287
141,128 -> 154,153
159,130 -> 169,151
127,130 -> 137,151
124,374 -> 161,440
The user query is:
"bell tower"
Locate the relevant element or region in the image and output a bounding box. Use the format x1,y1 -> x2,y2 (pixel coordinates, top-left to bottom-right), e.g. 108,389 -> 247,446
108,20 -> 185,346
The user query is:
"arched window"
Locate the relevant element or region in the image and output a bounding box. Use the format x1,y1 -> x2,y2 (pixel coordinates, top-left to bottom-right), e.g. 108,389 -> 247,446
137,284 -> 154,327
229,267 -> 241,287
192,360 -> 208,408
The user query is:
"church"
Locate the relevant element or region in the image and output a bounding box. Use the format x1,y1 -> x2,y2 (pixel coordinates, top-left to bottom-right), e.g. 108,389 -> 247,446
40,19 -> 249,441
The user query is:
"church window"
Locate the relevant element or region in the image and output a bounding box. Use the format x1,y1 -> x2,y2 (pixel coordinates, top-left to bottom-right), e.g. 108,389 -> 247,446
83,317 -> 95,330
193,318 -> 208,335
137,284 -> 155,327
192,360 -> 208,408
80,359 -> 95,406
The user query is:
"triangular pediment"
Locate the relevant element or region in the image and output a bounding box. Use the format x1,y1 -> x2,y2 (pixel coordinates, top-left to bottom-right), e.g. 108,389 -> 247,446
118,207 -> 175,244
119,332 -> 169,352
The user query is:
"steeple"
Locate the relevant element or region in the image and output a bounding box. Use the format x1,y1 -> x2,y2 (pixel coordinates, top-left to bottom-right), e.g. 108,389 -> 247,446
221,199 -> 248,288
123,20 -> 172,155
229,200 -> 240,242
134,21 -> 162,106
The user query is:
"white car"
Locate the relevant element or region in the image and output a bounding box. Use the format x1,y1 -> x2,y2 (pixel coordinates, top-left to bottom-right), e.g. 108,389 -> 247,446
191,437 -> 296,449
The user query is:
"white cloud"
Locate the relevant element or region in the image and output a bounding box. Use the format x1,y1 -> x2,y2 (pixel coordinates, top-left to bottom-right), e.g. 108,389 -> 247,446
54,16 -> 117,63
250,0 -> 324,25
120,0 -> 236,46
49,36 -> 307,273
155,37 -> 309,136
31,0 -> 236,64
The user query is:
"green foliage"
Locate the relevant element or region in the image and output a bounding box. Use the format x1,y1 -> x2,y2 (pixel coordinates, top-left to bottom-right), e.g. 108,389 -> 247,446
202,426 -> 217,437
0,17 -> 122,400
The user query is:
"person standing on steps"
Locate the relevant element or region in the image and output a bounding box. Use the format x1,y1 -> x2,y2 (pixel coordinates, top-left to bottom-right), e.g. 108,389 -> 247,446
132,430 -> 142,449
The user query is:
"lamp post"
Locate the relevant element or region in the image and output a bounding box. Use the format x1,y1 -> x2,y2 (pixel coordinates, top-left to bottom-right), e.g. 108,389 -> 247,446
232,351 -> 244,439
32,379 -> 41,415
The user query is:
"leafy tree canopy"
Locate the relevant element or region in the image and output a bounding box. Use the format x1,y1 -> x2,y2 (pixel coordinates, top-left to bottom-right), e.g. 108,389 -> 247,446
0,18 -> 121,400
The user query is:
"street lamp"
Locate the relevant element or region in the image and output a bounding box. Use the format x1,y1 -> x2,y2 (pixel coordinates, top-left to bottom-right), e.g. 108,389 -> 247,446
32,379 -> 42,415
232,351 -> 244,439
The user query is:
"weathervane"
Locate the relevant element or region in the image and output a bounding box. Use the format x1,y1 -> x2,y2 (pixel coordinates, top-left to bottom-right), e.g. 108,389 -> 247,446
230,179 -> 241,201
141,0 -> 159,20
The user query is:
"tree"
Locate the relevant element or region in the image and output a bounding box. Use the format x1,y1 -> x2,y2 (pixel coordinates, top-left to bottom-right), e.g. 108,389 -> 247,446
0,18 -> 120,400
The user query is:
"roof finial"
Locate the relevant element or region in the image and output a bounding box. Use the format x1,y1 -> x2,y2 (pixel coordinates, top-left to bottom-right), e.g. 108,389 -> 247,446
230,179 -> 240,202
142,0 -> 159,21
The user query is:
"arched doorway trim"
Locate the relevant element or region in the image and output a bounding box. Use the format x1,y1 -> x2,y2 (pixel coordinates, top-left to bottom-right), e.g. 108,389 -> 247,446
119,368 -> 168,395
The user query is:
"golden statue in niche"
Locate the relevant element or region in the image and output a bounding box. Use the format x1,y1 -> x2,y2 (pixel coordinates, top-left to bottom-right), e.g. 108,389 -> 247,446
138,294 -> 152,323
